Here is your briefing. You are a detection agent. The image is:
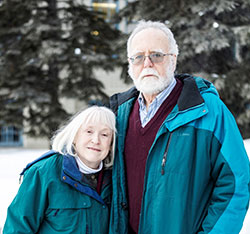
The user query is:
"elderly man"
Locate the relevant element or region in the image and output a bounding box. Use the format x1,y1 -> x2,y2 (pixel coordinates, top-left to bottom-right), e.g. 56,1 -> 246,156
109,20 -> 250,234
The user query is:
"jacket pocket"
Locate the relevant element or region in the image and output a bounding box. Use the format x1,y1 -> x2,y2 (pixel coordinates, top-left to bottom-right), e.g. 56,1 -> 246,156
43,195 -> 92,233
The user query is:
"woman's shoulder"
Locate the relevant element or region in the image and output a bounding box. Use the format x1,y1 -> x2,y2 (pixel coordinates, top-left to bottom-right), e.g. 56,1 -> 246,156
20,150 -> 62,177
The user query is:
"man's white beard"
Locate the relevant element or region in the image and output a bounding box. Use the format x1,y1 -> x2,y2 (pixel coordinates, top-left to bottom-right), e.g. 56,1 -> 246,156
128,66 -> 174,95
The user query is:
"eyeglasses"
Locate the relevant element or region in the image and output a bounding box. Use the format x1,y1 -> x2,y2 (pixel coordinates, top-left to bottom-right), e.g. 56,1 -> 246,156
128,52 -> 175,65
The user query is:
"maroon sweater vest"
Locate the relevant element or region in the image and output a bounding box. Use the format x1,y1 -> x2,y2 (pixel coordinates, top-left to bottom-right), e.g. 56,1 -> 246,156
124,79 -> 183,233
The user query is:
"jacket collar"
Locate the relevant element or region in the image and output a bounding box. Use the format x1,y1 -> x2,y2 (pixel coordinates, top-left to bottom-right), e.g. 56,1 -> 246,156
110,74 -> 208,114
112,74 -> 213,132
110,86 -> 139,115
163,74 -> 211,132
175,74 -> 204,111
62,154 -> 82,181
62,155 -> 106,204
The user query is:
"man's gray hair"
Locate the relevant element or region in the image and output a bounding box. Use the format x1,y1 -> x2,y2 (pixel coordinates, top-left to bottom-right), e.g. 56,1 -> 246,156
127,20 -> 179,57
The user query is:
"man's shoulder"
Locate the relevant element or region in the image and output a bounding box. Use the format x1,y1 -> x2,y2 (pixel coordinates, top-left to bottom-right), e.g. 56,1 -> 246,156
109,86 -> 139,114
176,73 -> 219,96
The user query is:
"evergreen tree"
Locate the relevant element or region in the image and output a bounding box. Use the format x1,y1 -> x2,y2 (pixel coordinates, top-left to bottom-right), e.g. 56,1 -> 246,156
116,0 -> 250,138
0,0 -> 120,138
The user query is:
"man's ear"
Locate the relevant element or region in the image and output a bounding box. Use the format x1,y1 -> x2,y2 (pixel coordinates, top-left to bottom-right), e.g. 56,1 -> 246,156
171,56 -> 177,72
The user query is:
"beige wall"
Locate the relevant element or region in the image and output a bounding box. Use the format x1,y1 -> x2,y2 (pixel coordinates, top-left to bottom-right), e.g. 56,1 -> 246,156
23,135 -> 50,149
94,68 -> 132,96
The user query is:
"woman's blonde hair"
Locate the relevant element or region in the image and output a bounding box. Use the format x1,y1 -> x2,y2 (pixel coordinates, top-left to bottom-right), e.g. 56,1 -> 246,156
51,105 -> 116,168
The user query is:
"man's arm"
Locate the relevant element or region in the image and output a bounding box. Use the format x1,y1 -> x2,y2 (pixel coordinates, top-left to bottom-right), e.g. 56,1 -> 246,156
199,105 -> 250,234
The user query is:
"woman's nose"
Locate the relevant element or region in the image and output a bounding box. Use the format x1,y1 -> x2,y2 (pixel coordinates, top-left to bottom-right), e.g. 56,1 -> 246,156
91,133 -> 100,144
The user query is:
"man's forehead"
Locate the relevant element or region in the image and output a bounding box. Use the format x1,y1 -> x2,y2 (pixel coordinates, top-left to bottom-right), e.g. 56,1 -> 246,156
130,28 -> 169,53
132,28 -> 167,42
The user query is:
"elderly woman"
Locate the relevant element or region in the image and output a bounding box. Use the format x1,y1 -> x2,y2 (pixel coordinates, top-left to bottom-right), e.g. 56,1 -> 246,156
3,105 -> 116,234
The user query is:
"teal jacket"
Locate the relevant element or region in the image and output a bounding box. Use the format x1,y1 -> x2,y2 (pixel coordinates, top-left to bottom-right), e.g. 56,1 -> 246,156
109,74 -> 250,234
3,151 -> 112,234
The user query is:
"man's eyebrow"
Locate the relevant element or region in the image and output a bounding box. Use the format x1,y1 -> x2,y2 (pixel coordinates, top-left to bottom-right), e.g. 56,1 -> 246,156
150,49 -> 164,53
131,49 -> 164,55
130,50 -> 144,56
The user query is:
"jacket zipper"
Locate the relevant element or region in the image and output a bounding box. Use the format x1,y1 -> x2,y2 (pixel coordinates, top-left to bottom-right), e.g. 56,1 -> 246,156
161,133 -> 172,175
138,132 -> 172,234
86,224 -> 89,234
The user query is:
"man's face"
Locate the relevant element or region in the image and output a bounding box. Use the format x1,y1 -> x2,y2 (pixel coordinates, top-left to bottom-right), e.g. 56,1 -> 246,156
128,28 -> 176,95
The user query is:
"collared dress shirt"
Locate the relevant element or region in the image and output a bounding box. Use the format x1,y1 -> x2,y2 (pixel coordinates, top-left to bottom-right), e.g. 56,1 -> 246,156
138,78 -> 177,127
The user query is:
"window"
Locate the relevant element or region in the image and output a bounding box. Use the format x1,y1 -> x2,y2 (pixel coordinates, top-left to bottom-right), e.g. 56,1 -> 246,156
0,126 -> 23,147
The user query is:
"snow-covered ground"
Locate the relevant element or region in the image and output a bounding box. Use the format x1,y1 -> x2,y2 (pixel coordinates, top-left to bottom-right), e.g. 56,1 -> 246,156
0,140 -> 250,233
0,148 -> 48,233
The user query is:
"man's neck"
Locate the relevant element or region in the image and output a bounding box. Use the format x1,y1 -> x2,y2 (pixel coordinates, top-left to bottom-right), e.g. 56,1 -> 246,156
142,93 -> 159,110
141,77 -> 176,110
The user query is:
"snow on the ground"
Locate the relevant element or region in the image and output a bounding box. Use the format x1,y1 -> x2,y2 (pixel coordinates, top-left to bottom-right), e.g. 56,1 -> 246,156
0,148 -> 48,233
0,140 -> 250,233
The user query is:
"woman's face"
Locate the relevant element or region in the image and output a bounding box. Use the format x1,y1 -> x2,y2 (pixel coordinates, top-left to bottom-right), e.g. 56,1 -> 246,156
73,122 -> 113,169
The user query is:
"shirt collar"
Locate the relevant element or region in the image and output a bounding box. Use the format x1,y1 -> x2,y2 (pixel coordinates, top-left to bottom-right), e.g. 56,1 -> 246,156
138,78 -> 177,110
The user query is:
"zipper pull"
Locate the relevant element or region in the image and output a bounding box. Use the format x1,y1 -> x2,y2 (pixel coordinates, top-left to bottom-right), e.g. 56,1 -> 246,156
161,153 -> 167,175
161,133 -> 172,175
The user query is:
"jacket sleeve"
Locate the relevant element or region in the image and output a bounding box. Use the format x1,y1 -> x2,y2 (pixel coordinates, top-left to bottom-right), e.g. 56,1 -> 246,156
199,104 -> 250,234
3,166 -> 48,233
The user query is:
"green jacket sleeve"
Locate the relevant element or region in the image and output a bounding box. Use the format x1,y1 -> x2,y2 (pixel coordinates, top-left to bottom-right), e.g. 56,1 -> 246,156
3,166 -> 48,233
198,106 -> 250,234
